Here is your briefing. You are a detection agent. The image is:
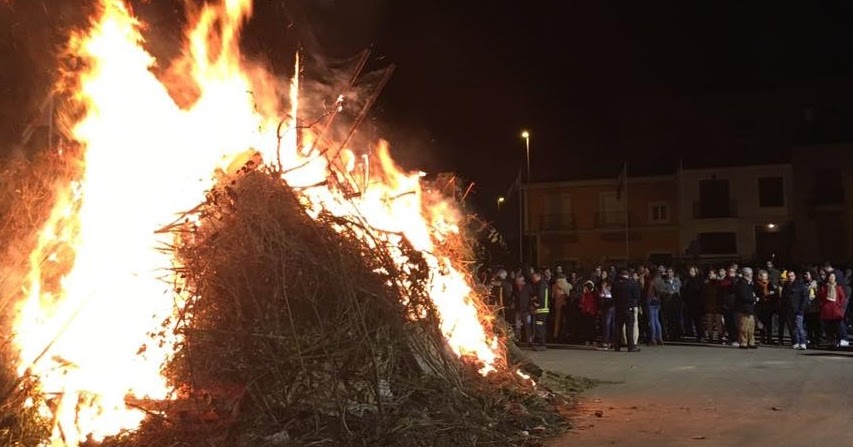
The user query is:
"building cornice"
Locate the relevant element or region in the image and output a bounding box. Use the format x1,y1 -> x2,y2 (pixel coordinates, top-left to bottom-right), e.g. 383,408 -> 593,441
523,175 -> 676,190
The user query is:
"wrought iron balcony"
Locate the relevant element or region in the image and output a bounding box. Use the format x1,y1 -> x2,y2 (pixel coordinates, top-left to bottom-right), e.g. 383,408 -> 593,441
538,213 -> 576,231
594,211 -> 630,228
692,199 -> 738,219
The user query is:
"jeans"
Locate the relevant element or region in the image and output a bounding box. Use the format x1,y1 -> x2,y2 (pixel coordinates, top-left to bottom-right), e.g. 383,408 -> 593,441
601,307 -> 615,345
614,307 -> 637,350
824,318 -> 848,345
778,312 -> 797,345
621,306 -> 640,346
515,312 -> 532,344
805,312 -> 821,346
791,314 -> 806,346
638,303 -> 649,342
724,310 -> 738,342
579,312 -> 597,343
662,295 -> 684,340
648,304 -> 662,343
704,313 -> 724,340
758,306 -> 776,344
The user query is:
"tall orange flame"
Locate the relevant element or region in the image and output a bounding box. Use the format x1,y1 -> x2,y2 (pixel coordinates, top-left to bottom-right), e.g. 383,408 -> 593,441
12,0 -> 503,445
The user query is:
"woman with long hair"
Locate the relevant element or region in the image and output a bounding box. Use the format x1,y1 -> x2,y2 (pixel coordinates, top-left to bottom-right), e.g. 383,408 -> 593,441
818,272 -> 849,348
644,270 -> 663,346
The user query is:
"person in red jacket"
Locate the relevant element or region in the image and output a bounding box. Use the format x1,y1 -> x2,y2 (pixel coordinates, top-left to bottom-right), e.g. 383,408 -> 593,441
818,272 -> 849,348
578,280 -> 599,345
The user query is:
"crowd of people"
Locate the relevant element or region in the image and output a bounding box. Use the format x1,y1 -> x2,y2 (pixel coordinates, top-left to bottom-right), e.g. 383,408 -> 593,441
484,260 -> 852,353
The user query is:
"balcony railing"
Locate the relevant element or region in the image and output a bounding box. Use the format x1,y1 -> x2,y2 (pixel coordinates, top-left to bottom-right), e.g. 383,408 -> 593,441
814,189 -> 845,206
692,199 -> 738,219
538,213 -> 576,231
594,211 -> 630,228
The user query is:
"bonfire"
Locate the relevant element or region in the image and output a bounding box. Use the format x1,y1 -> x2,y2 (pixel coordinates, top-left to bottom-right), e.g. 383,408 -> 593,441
0,1 -> 578,446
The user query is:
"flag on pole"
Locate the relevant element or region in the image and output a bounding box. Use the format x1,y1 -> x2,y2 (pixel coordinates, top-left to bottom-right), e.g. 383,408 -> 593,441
504,169 -> 522,199
616,162 -> 627,200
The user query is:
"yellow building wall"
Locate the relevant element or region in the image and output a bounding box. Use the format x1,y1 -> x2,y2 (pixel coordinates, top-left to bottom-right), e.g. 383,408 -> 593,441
527,177 -> 679,269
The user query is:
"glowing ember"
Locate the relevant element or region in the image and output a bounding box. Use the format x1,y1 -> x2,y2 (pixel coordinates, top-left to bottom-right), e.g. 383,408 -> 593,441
12,0 -> 503,444
516,369 -> 537,386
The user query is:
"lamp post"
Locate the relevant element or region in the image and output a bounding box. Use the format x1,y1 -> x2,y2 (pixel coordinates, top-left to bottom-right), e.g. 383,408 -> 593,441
519,130 -> 530,265
521,130 -> 531,182
497,196 -> 505,211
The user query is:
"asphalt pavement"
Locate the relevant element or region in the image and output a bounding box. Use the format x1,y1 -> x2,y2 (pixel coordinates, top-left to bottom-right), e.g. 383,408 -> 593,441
533,343 -> 853,447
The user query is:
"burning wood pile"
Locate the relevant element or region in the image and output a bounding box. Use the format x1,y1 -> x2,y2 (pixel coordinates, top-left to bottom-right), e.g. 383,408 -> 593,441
0,1 -> 581,446
101,165 -> 563,447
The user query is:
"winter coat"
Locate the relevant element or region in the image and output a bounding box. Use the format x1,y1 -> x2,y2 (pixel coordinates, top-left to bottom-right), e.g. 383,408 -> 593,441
754,278 -> 778,316
702,279 -> 721,314
719,276 -> 736,311
682,276 -> 704,311
514,283 -> 533,314
804,280 -> 820,314
580,281 -> 599,316
643,275 -> 660,306
781,279 -> 809,315
818,284 -> 847,321
613,276 -> 641,310
734,278 -> 757,315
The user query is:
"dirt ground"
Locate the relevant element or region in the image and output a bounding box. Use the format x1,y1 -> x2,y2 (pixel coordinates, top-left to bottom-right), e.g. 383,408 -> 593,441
531,344 -> 853,447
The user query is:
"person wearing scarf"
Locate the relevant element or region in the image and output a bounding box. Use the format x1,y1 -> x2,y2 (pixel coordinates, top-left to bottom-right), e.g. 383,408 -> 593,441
818,272 -> 849,348
754,270 -> 778,345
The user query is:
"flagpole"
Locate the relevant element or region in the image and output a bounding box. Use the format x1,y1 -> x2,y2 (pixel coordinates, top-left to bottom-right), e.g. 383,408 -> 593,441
624,162 -> 630,266
517,169 -> 523,265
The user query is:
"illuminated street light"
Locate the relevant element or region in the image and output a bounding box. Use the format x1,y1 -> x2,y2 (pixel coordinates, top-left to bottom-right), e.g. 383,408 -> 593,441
767,223 -> 777,229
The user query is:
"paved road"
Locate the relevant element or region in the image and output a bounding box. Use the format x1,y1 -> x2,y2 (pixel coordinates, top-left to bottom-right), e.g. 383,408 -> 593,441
533,344 -> 853,447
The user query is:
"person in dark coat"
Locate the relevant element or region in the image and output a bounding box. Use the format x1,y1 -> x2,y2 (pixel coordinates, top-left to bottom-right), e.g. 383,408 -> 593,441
766,260 -> 782,288
735,267 -> 758,349
491,270 -> 514,327
513,276 -> 533,345
702,270 -> 724,343
612,269 -> 641,352
682,266 -> 705,341
719,266 -> 739,345
780,270 -> 809,349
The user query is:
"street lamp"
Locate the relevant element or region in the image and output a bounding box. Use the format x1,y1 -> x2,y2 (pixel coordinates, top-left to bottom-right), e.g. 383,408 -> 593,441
497,196 -> 505,210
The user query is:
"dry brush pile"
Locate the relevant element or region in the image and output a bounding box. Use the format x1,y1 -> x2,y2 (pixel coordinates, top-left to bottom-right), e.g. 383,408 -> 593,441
101,166 -> 571,447
0,148 -> 585,447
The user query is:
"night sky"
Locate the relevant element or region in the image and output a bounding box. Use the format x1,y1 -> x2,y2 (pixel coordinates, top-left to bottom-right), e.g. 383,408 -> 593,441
372,1 -> 853,214
4,1 -> 853,218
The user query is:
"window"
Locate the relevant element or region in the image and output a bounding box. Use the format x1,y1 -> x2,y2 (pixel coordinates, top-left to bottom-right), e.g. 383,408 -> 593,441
697,232 -> 737,255
697,179 -> 733,218
649,202 -> 670,223
597,192 -> 626,227
814,169 -> 843,205
758,177 -> 784,207
542,193 -> 573,230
